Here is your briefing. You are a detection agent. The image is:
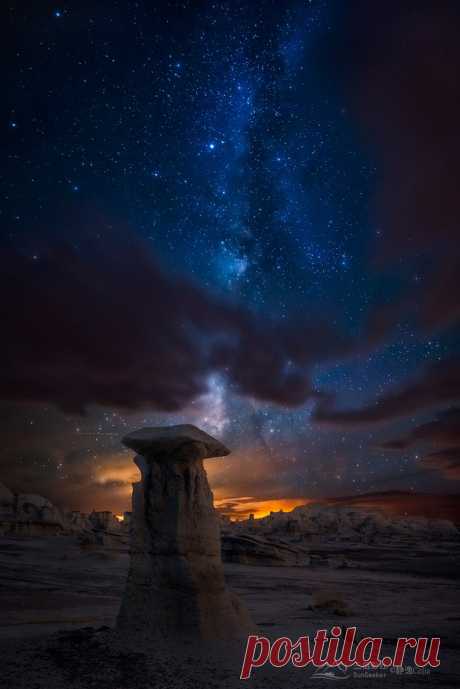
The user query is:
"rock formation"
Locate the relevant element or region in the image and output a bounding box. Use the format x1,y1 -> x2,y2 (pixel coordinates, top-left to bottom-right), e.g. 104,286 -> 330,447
16,493 -> 65,528
117,424 -> 254,641
0,482 -> 127,540
227,503 -> 459,547
67,510 -> 93,532
0,487 -> 68,536
89,510 -> 121,532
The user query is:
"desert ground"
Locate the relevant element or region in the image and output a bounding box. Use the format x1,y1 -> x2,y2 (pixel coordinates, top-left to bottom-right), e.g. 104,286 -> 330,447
1,531 -> 459,689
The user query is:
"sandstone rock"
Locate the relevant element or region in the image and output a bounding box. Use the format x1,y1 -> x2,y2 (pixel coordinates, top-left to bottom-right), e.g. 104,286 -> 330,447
89,510 -> 121,533
117,424 -> 254,642
247,503 -> 459,545
66,510 -> 93,532
16,493 -> 62,522
121,424 -> 228,458
15,493 -> 66,533
0,485 -> 70,536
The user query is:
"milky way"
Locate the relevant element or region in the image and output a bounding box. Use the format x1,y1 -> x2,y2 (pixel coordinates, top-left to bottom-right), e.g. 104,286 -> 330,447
2,1 -> 459,514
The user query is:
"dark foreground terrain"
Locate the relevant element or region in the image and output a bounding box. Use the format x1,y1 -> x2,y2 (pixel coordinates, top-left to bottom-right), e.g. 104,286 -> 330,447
0,535 -> 459,688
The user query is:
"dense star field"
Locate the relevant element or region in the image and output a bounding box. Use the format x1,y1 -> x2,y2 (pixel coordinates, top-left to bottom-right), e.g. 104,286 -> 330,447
1,1 -> 459,516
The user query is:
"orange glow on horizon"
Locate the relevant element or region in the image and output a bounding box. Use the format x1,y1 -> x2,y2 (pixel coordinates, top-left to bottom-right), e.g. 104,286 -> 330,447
89,450 -> 312,521
214,496 -> 312,520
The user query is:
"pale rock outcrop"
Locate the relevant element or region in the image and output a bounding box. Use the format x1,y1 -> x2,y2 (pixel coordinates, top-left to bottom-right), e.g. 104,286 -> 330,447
16,493 -> 65,527
1,484 -> 67,536
117,424 -> 254,641
0,482 -> 130,540
232,503 -> 459,546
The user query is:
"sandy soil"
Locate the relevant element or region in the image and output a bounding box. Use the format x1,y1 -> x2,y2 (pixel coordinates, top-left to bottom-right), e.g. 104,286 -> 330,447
0,535 -> 458,688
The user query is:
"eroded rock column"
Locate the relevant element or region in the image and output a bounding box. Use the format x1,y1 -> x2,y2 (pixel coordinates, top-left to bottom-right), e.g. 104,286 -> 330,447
117,424 -> 253,641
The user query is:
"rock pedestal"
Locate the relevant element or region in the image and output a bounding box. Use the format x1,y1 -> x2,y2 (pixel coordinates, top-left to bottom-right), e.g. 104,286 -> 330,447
117,424 -> 253,641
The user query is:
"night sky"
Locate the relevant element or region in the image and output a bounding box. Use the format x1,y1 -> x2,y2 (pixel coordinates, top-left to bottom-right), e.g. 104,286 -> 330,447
2,1 -> 460,517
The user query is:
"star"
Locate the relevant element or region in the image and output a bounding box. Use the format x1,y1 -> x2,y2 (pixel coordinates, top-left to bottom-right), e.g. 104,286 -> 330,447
2,0 -> 455,512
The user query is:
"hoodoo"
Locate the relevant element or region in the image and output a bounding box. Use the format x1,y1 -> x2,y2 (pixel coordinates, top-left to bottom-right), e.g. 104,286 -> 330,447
117,424 -> 253,641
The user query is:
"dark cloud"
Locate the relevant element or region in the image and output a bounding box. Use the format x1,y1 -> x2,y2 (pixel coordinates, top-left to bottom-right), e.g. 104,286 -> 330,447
379,408 -> 460,450
375,406 -> 460,483
309,2 -> 460,431
421,448 -> 460,481
0,239 -> 356,413
339,1 -> 460,332
313,358 -> 460,427
0,426 -> 137,512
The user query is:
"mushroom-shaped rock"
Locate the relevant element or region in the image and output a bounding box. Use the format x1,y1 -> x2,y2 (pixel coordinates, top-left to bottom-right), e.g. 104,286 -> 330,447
117,424 -> 254,642
122,424 -> 230,460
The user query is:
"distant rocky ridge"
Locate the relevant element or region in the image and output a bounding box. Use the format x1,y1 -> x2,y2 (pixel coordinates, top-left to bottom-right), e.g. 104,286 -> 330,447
0,481 -> 131,544
1,480 -> 458,568
220,503 -> 459,566
225,503 -> 459,542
